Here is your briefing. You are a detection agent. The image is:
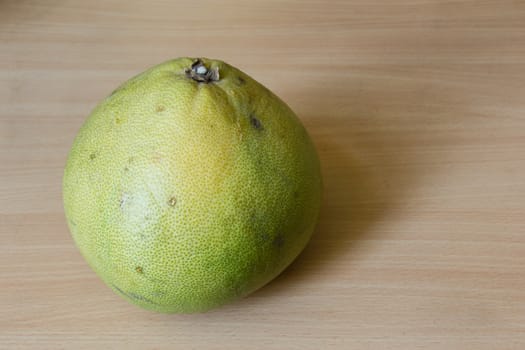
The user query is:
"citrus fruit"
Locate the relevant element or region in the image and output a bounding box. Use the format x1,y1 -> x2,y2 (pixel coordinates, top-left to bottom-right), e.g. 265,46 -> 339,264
63,57 -> 322,313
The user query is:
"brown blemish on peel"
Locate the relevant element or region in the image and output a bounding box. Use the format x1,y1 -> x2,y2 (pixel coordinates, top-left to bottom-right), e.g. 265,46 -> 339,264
89,153 -> 96,160
237,76 -> 246,85
135,266 -> 143,274
156,105 -> 166,113
249,113 -> 263,130
168,196 -> 177,207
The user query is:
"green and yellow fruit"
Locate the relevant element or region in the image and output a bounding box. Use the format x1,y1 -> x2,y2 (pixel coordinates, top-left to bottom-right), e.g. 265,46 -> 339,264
63,57 -> 322,313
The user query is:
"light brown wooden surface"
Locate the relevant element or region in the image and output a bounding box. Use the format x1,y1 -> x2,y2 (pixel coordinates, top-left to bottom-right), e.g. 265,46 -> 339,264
2,1 -> 525,349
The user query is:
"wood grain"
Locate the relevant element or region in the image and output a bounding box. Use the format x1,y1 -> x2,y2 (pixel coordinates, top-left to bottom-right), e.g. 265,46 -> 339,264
1,1 -> 525,349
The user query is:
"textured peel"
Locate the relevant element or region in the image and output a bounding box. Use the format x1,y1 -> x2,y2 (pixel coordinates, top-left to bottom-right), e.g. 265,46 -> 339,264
63,57 -> 322,313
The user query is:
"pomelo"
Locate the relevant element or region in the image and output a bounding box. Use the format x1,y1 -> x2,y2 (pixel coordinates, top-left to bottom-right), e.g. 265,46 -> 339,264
63,57 -> 322,313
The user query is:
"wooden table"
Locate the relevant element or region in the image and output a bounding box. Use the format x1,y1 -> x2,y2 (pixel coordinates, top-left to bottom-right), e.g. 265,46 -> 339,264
2,1 -> 525,349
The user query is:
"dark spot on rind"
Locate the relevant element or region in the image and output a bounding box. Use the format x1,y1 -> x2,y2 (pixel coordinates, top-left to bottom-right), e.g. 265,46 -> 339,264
89,153 -> 96,160
156,105 -> 165,113
135,266 -> 143,274
115,116 -> 123,125
249,114 -> 263,130
168,196 -> 177,207
237,76 -> 246,85
124,167 -> 129,172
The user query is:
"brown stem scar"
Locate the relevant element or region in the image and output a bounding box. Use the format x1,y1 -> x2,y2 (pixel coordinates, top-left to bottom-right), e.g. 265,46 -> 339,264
185,59 -> 220,83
